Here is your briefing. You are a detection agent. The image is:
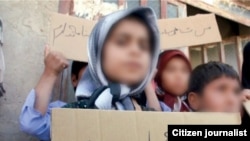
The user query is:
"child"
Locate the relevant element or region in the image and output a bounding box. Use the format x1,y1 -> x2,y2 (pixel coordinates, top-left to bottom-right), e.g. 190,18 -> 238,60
74,7 -> 160,111
186,61 -> 241,112
20,7 -> 161,140
71,61 -> 88,91
19,48 -> 88,141
154,50 -> 191,112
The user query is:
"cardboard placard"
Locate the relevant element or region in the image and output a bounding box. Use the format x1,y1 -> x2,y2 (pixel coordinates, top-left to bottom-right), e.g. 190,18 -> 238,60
49,13 -> 96,62
49,13 -> 221,62
158,14 -> 221,49
52,109 -> 240,141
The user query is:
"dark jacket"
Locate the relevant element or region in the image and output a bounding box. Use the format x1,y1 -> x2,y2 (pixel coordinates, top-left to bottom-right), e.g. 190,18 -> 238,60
241,42 -> 250,126
63,90 -> 154,111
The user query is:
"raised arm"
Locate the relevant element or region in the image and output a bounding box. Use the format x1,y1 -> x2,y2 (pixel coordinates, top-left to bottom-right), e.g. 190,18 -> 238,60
35,46 -> 69,115
19,45 -> 68,140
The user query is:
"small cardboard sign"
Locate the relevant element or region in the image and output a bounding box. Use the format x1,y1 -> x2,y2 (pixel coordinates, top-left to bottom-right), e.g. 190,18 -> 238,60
48,13 -> 221,62
52,109 -> 240,141
158,14 -> 221,49
49,13 -> 96,62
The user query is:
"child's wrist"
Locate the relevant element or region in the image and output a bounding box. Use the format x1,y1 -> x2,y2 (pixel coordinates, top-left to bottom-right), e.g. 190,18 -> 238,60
43,69 -> 58,79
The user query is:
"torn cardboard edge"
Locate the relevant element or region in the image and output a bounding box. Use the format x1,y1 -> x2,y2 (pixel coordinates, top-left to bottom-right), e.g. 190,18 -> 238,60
52,109 -> 241,141
48,12 -> 222,62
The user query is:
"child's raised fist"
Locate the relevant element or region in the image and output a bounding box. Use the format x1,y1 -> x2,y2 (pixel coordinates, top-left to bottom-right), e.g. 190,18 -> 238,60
43,45 -> 69,77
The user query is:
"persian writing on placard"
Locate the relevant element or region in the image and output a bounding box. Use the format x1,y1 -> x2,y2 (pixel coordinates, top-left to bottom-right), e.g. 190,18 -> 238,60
52,23 -> 89,45
161,26 -> 212,37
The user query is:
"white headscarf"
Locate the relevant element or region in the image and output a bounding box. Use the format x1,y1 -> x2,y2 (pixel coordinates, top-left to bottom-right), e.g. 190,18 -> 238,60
76,7 -> 160,110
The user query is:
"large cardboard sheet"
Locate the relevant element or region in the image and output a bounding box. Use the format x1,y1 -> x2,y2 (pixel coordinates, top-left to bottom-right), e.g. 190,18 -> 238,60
52,109 -> 240,141
48,13 -> 221,62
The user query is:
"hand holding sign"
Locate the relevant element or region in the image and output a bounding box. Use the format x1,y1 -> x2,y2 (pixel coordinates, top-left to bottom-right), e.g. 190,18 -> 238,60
44,45 -> 69,77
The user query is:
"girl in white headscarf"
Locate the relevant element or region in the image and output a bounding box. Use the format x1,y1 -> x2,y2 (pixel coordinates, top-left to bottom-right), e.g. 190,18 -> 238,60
19,7 -> 162,141
74,7 -> 161,110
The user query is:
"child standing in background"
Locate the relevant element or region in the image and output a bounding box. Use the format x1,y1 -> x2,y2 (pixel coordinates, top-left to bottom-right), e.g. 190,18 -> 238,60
187,61 -> 241,112
154,50 -> 192,112
187,60 -> 250,114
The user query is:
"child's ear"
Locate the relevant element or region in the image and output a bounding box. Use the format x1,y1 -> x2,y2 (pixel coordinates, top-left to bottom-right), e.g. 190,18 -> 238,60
188,92 -> 200,111
71,75 -> 78,88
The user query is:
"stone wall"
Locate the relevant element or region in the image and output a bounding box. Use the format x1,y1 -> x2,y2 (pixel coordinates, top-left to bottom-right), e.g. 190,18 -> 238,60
0,1 -> 59,141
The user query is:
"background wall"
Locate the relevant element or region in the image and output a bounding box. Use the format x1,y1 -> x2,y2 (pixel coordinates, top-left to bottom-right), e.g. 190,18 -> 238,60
0,1 -> 59,141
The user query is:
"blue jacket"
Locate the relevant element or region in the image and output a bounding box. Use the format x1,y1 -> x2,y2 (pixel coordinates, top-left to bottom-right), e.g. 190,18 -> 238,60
19,89 -> 65,141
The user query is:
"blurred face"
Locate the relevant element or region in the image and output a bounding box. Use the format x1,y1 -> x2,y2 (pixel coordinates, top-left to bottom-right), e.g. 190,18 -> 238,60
161,57 -> 190,96
102,17 -> 151,86
190,76 -> 241,112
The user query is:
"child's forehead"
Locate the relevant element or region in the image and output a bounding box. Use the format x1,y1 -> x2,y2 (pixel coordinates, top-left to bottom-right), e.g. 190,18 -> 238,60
206,75 -> 240,86
106,19 -> 152,42
111,17 -> 149,31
